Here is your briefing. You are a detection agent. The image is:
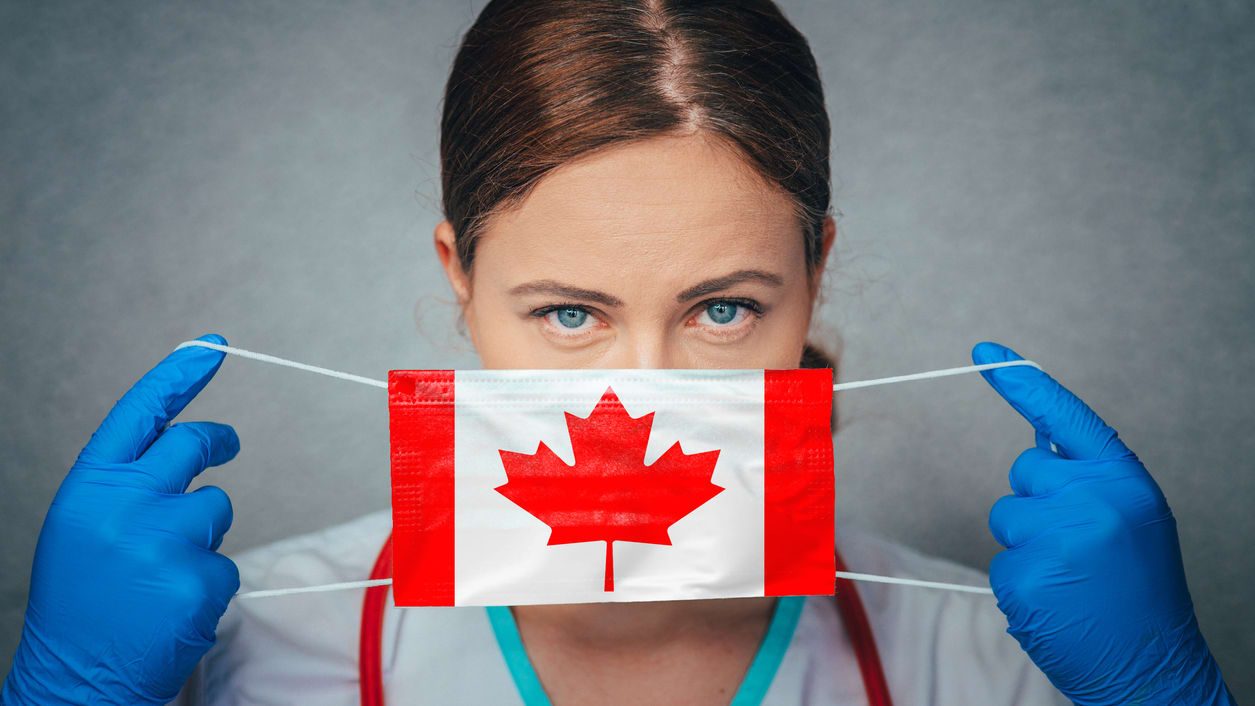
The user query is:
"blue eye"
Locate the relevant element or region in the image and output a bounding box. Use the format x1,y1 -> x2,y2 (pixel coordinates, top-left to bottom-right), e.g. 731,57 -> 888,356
532,304 -> 599,337
705,301 -> 739,325
693,298 -> 762,331
553,307 -> 588,329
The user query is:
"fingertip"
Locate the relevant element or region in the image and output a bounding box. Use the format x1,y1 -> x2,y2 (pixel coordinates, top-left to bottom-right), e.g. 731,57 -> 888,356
972,341 -> 1025,366
165,335 -> 231,394
973,342 -> 1043,402
140,422 -> 240,487
207,422 -> 241,466
206,552 -> 242,603
971,341 -> 999,364
987,494 -> 1016,547
1008,446 -> 1059,495
182,333 -> 228,362
223,554 -> 242,593
171,337 -> 227,371
194,484 -> 235,550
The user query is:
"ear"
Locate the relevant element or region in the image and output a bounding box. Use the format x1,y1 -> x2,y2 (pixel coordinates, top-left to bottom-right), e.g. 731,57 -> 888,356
809,214 -> 837,303
434,219 -> 472,305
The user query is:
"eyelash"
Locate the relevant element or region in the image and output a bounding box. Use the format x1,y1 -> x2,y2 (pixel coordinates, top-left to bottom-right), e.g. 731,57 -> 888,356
529,297 -> 765,333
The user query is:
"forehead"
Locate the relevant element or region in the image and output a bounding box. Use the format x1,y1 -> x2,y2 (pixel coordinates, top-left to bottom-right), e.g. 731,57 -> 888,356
474,133 -> 804,284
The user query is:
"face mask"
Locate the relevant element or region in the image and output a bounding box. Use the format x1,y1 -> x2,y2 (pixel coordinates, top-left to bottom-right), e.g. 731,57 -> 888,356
175,339 -> 1039,602
388,367 -> 834,606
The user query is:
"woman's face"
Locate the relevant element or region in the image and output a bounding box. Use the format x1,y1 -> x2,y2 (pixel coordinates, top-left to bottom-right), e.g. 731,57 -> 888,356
435,132 -> 835,370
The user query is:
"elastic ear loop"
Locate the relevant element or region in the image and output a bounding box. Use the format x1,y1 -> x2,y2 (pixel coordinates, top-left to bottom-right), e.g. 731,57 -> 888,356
174,340 -> 1042,599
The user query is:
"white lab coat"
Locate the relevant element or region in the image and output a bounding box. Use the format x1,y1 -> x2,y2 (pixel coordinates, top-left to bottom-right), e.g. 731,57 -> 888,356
181,510 -> 1068,705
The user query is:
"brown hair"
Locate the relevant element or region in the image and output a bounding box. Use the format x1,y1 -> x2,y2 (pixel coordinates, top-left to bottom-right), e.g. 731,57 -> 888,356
438,0 -> 839,386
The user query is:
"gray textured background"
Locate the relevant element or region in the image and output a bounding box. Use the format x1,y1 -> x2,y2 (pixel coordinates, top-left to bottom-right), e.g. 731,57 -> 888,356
2,0 -> 1252,699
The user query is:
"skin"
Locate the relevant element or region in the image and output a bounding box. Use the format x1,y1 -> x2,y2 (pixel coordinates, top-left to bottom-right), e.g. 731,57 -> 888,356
434,130 -> 836,704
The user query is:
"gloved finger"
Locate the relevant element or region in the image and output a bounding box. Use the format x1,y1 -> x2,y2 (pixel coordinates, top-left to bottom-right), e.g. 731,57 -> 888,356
133,422 -> 240,493
1008,446 -> 1070,496
987,545 -> 1044,622
972,341 -> 1134,462
165,545 -> 241,642
988,493 -> 1056,548
1008,445 -> 1146,498
158,485 -> 234,551
200,551 -> 241,618
78,333 -> 229,466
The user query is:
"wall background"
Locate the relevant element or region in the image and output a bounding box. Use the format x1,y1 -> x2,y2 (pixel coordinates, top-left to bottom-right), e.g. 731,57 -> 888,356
2,0 -> 1251,698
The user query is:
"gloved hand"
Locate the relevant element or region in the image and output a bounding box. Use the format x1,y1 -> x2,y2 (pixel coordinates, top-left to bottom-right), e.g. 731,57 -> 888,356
2,334 -> 240,706
974,342 -> 1235,705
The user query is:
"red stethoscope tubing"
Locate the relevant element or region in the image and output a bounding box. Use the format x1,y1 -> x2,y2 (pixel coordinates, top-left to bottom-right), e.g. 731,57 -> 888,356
359,534 -> 393,706
358,535 -> 893,706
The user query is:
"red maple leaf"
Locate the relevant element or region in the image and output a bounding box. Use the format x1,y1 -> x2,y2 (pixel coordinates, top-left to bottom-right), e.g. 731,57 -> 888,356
495,386 -> 724,592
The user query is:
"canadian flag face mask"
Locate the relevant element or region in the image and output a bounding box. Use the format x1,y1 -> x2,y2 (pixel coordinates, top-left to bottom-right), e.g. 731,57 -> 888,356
387,368 -> 836,607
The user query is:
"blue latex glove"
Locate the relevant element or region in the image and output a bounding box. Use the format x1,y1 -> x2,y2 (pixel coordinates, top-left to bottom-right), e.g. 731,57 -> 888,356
974,342 -> 1235,705
2,334 -> 240,706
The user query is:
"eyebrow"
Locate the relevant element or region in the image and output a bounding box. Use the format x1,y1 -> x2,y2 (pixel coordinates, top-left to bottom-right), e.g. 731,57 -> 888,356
675,269 -> 784,302
506,269 -> 784,307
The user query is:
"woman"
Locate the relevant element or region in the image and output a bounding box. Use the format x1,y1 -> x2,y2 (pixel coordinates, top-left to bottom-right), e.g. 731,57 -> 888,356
2,1 -> 1234,704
